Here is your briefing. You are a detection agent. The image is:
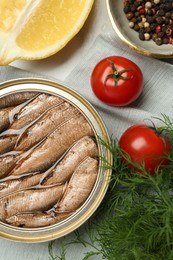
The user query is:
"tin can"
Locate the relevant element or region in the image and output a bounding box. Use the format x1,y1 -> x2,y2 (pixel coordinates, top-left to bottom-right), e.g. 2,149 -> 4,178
0,78 -> 112,243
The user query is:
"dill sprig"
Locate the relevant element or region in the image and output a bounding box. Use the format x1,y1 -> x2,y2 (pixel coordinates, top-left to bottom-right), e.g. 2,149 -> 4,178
48,240 -> 67,260
48,115 -> 173,260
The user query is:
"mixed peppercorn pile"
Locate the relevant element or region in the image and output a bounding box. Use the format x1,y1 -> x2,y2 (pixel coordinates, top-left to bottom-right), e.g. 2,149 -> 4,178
123,0 -> 173,45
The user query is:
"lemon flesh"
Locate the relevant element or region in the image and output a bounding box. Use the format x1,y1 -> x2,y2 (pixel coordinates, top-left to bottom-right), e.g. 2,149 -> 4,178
0,0 -> 94,65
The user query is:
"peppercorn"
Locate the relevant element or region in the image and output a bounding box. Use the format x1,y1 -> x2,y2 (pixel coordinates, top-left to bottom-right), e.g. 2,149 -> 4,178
165,12 -> 171,19
135,11 -> 140,17
146,16 -> 154,23
166,27 -> 172,36
144,22 -> 150,28
158,31 -> 164,38
154,0 -> 160,5
146,9 -> 153,15
131,5 -> 137,12
150,23 -> 157,31
134,24 -> 140,31
129,21 -> 135,28
165,3 -> 172,11
152,33 -> 158,42
156,25 -> 161,33
164,18 -> 169,25
168,37 -> 173,44
163,37 -> 169,44
123,0 -> 173,46
155,37 -> 162,45
126,12 -> 134,20
144,33 -> 150,40
155,16 -> 164,25
157,10 -> 165,16
139,32 -> 145,40
124,6 -> 131,13
145,2 -> 152,9
145,26 -> 151,33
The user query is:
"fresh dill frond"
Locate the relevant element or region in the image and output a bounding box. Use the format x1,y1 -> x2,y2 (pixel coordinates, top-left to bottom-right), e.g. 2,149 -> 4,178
48,240 -> 67,260
91,121 -> 173,259
154,114 -> 173,137
48,241 -> 57,260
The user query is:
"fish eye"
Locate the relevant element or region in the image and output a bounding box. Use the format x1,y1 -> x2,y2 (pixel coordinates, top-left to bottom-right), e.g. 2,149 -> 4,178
13,113 -> 18,120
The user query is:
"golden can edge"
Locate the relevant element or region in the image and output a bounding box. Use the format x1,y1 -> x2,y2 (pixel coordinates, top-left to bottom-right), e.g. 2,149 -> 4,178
0,78 -> 112,243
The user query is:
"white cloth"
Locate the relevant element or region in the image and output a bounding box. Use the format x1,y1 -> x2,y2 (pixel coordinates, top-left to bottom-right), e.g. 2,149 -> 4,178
0,33 -> 173,260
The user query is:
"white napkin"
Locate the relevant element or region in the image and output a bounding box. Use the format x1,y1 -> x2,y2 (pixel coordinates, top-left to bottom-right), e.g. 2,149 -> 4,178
0,34 -> 173,260
1,34 -> 172,139
65,34 -> 173,138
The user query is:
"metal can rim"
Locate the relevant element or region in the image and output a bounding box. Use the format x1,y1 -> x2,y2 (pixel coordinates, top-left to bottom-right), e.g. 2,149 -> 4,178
0,78 -> 112,243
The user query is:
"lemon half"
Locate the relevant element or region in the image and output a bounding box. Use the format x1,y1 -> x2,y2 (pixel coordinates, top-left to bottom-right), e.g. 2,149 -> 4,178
0,0 -> 94,65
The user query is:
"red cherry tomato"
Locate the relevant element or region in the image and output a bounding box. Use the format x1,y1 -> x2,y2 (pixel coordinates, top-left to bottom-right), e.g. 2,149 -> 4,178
91,56 -> 144,106
119,124 -> 171,175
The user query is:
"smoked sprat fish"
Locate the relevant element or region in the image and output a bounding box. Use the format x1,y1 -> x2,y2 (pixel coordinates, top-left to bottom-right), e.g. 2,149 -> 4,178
42,136 -> 98,185
0,136 -> 18,155
0,153 -> 19,179
57,157 -> 98,213
0,107 -> 14,132
0,92 -> 38,109
9,113 -> 94,176
0,173 -> 42,198
0,90 -> 100,229
10,93 -> 63,130
16,102 -> 78,151
0,136 -> 98,198
0,185 -> 65,221
6,211 -> 73,228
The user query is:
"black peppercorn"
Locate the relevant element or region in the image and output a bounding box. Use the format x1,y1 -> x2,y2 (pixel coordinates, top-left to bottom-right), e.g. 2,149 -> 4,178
165,12 -> 171,19
165,3 -> 172,11
134,1 -> 141,8
158,31 -> 165,38
157,10 -> 165,16
163,37 -> 169,44
131,5 -> 137,12
155,37 -> 162,45
139,32 -> 145,40
152,33 -> 158,42
155,16 -> 164,25
134,24 -> 140,31
135,11 -> 140,17
137,16 -> 142,22
124,6 -> 131,13
150,23 -> 157,31
146,9 -> 153,16
146,16 -> 154,23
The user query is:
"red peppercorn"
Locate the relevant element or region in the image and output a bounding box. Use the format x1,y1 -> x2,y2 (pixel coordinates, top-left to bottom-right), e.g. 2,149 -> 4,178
139,7 -> 145,15
168,37 -> 173,44
126,12 -> 134,20
156,25 -> 161,33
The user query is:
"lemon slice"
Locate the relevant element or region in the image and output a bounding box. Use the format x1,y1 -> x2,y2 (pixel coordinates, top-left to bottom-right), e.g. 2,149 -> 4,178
0,0 -> 94,65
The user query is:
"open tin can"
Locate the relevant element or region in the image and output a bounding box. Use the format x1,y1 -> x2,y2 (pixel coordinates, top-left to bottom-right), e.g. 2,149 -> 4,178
0,78 -> 112,243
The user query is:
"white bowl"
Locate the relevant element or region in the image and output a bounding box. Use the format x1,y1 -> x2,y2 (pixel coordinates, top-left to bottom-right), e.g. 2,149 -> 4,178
106,0 -> 173,59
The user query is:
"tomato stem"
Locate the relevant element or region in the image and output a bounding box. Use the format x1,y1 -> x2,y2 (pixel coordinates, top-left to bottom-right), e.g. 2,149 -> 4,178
104,59 -> 133,87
